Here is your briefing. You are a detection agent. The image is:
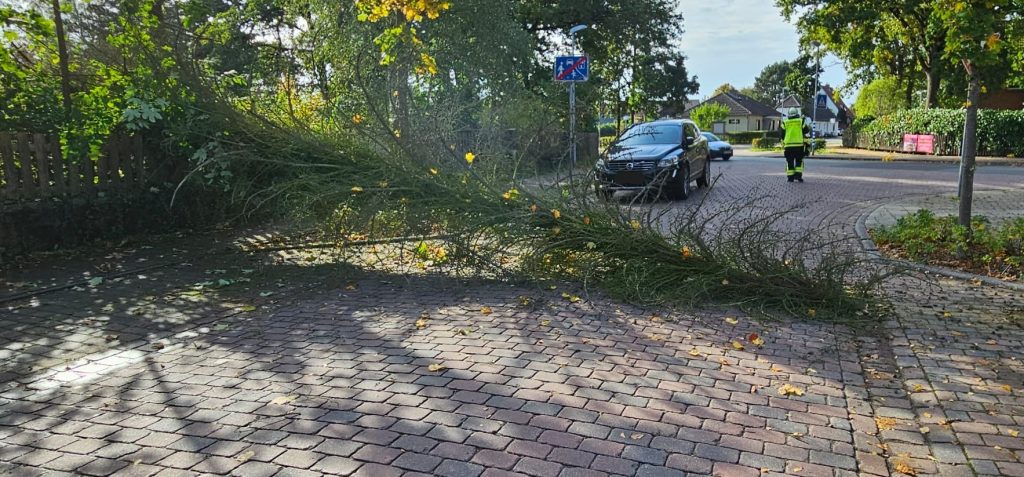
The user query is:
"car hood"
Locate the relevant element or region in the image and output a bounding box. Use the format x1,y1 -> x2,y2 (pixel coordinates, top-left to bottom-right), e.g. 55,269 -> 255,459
708,140 -> 731,150
607,143 -> 681,161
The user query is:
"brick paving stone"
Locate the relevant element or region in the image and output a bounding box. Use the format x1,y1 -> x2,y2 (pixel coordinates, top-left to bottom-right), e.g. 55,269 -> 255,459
310,456 -> 362,475
435,459 -> 487,477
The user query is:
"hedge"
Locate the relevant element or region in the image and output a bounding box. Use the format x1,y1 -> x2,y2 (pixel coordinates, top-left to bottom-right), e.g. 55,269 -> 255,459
722,130 -> 782,145
851,109 -> 1024,157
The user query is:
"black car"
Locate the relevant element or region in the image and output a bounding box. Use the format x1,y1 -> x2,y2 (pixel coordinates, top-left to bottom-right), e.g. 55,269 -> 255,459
701,132 -> 733,160
594,119 -> 711,200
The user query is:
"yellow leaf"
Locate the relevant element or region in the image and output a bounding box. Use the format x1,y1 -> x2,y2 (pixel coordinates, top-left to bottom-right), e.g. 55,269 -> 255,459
561,292 -> 580,303
540,320 -> 551,326
235,450 -> 256,463
719,358 -> 731,365
731,340 -> 745,351
630,219 -> 641,230
480,306 -> 493,315
748,333 -> 765,346
240,305 -> 257,312
987,33 -> 1002,49
551,209 -> 561,219
688,348 -> 701,357
680,246 -> 692,259
793,467 -> 802,473
429,167 -> 439,175
943,311 -> 953,318
351,114 -> 364,124
428,363 -> 447,372
464,151 -> 476,164
1001,384 -> 1012,392
893,460 -> 917,476
807,308 -> 816,317
415,318 -> 428,329
778,383 -> 805,396
351,186 -> 364,193
270,395 -> 298,405
725,317 -> 739,325
919,426 -> 930,433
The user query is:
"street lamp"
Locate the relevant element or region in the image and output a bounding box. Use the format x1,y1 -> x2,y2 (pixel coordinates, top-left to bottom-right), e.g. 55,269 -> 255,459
568,24 -> 587,172
810,41 -> 821,156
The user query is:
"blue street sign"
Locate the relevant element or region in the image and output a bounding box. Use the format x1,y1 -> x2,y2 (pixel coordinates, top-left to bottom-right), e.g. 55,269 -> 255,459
555,56 -> 589,82
816,93 -> 827,108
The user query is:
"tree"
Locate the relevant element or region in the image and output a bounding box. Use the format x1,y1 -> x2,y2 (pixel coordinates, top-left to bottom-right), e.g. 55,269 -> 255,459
689,103 -> 730,131
712,83 -> 737,96
853,78 -> 904,118
936,1 -> 1022,229
750,55 -> 820,108
776,0 -> 949,108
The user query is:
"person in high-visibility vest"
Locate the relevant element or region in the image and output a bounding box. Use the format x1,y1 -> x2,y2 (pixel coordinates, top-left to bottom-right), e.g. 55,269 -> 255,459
781,107 -> 810,182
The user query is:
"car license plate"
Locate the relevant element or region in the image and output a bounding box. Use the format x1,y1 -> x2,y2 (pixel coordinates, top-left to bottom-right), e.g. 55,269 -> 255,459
616,171 -> 646,186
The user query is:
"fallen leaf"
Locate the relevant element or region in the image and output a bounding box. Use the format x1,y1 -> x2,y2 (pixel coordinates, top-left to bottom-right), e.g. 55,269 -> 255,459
778,384 -> 805,396
428,363 -> 447,372
540,320 -> 551,326
724,317 -> 739,325
747,333 -> 764,346
239,305 -> 257,312
893,460 -> 917,475
560,292 -> 581,303
913,384 -> 925,392
87,277 -> 104,286
875,417 -> 899,431
104,334 -> 118,342
719,358 -> 731,365
630,433 -> 644,440
415,318 -> 428,330
807,308 -> 817,317
259,291 -> 274,297
648,334 -> 664,341
152,342 -> 165,350
345,282 -> 358,290
270,395 -> 298,405
688,349 -> 701,357
457,328 -> 472,336
1001,384 -> 1013,392
235,450 -> 256,463
480,306 -> 493,315
551,209 -> 561,219
919,426 -> 930,433
731,340 -> 745,351
1009,429 -> 1020,437
793,467 -> 802,473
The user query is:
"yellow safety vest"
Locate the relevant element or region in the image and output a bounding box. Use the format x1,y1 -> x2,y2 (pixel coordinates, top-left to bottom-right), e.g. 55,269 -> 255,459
783,118 -> 805,147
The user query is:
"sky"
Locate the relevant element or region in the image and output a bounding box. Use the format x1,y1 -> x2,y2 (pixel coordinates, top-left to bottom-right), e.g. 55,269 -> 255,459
675,0 -> 851,103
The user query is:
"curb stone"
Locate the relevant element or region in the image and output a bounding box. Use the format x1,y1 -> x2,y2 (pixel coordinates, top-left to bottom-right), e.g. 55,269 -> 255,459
854,199 -> 1024,292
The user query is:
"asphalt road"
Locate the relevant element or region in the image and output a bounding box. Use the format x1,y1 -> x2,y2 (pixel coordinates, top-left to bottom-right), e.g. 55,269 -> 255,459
620,151 -> 1024,241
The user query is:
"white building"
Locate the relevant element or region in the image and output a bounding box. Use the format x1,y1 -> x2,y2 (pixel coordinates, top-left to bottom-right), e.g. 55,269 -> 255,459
777,86 -> 851,137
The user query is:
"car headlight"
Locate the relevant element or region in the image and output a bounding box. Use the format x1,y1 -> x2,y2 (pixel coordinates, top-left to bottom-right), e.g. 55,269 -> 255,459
596,157 -> 608,169
657,156 -> 676,167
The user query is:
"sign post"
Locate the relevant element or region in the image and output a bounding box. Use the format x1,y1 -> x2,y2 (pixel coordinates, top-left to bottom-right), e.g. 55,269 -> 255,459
556,24 -> 588,179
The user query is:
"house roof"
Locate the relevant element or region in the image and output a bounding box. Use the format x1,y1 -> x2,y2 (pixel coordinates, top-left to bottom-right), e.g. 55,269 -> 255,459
777,94 -> 803,109
820,84 -> 851,114
686,91 -> 781,118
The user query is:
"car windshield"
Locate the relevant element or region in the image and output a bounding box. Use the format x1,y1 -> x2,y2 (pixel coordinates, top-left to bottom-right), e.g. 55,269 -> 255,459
701,132 -> 721,142
616,124 -> 681,146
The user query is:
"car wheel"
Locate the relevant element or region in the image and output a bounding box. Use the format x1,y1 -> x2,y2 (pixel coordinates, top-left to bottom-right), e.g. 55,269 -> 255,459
722,154 -> 731,161
673,163 -> 691,200
696,157 -> 711,188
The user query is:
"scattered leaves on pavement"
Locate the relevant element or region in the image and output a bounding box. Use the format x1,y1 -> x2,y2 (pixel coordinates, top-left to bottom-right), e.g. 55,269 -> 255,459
893,460 -> 917,475
731,340 -> 745,351
87,277 -> 104,287
778,384 -> 805,396
428,363 -> 447,372
724,317 -> 739,325
480,306 -> 493,315
747,333 -> 764,346
688,349 -> 701,357
236,450 -> 256,463
415,318 -> 428,330
270,395 -> 298,405
875,417 -> 899,431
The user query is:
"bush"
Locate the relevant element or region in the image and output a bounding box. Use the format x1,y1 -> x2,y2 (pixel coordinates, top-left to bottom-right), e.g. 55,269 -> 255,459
751,137 -> 779,150
852,109 -> 1024,156
598,123 -> 619,137
723,130 -> 780,145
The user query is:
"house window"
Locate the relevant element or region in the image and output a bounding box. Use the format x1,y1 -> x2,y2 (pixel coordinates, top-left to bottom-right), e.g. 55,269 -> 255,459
728,119 -> 740,124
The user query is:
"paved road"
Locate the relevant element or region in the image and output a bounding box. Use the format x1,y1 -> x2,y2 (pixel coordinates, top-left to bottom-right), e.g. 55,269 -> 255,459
2,153 -> 1024,477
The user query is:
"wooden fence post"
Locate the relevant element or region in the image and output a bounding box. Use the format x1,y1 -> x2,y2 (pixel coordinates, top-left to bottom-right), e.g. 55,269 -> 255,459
0,132 -> 17,199
16,133 -> 36,197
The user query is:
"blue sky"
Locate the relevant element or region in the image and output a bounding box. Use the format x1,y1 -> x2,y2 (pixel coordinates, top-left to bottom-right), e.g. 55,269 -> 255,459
675,0 -> 851,103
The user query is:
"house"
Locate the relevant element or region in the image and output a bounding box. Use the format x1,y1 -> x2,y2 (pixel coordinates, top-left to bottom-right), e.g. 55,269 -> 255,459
980,88 -> 1024,109
683,91 -> 782,133
776,85 -> 852,137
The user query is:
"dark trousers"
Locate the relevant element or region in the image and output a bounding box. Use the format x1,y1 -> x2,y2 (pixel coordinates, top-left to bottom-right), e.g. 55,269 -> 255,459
784,146 -> 805,178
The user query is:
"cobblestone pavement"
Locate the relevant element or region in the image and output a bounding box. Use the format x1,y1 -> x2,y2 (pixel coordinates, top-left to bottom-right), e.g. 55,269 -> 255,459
1,156 -> 1024,477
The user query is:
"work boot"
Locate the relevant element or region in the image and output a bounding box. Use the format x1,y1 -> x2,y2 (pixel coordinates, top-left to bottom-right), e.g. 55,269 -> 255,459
787,176 -> 795,182
796,173 -> 804,183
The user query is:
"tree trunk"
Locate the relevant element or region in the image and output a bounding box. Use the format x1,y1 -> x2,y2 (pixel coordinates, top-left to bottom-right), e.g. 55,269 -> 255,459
924,51 -> 941,108
958,71 -> 981,229
51,0 -> 73,120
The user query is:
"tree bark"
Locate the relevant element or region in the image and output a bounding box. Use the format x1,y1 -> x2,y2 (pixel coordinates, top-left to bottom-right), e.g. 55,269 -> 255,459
51,0 -> 73,120
958,69 -> 981,229
924,50 -> 941,108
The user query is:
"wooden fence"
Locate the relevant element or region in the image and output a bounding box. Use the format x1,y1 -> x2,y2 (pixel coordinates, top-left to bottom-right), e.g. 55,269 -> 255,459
842,130 -> 956,156
0,132 -> 153,202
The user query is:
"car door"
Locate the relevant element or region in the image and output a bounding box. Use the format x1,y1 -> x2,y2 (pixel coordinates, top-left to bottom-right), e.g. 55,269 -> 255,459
682,123 -> 702,172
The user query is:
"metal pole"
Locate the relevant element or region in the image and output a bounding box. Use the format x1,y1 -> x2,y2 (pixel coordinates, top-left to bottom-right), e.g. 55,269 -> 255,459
810,46 -> 820,156
570,32 -> 578,170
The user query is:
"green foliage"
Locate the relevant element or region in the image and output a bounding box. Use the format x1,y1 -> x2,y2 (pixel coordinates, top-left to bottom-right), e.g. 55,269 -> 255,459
751,137 -> 779,150
712,84 -> 737,96
854,109 -> 1024,156
688,103 -> 730,131
723,130 -> 781,145
854,78 -> 906,118
873,209 -> 1024,278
